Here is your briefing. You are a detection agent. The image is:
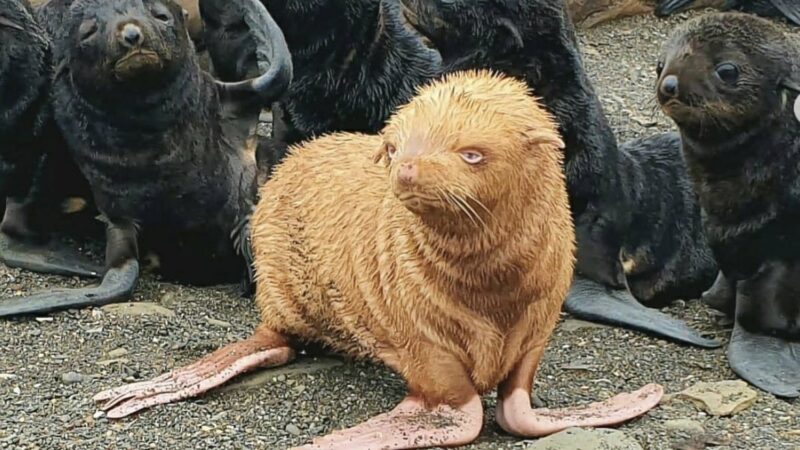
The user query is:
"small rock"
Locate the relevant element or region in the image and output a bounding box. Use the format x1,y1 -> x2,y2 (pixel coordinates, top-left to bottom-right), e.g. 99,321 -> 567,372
559,319 -> 610,332
286,424 -> 302,436
207,317 -> 232,328
677,380 -> 758,416
664,419 -> 705,435
0,374 -> 16,382
107,348 -> 128,358
96,358 -> 130,366
61,372 -> 85,384
35,317 -> 53,322
93,411 -> 105,420
101,302 -> 175,318
524,427 -> 642,450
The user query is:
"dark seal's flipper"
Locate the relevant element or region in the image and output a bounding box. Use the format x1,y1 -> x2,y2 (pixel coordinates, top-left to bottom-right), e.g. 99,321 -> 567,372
770,0 -> 800,25
0,220 -> 139,318
0,198 -> 103,278
654,0 -> 696,16
206,0 -> 293,109
728,324 -> 800,398
564,276 -> 722,348
0,260 -> 138,318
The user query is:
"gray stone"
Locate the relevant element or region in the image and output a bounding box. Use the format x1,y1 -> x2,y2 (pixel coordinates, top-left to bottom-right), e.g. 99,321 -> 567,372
677,380 -> 758,416
664,419 -> 705,435
524,427 -> 642,450
61,372 -> 85,384
219,357 -> 344,393
285,424 -> 301,436
560,319 -> 610,332
100,302 -> 175,318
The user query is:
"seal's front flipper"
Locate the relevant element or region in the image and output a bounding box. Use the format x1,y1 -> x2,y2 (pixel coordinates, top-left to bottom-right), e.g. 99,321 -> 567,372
728,323 -> 800,398
0,219 -> 139,318
770,0 -> 800,26
564,276 -> 722,348
654,0 -> 696,16
0,232 -> 103,278
0,259 -> 138,318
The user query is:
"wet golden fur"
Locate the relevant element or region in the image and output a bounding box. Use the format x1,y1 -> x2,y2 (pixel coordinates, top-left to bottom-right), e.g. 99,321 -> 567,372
250,70 -> 575,407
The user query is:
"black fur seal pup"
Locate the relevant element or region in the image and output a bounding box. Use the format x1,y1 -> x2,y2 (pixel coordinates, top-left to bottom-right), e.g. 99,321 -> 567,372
657,11 -> 800,397
0,0 -> 100,280
399,0 -> 719,347
201,0 -> 442,174
0,0 -> 292,318
655,0 -> 800,26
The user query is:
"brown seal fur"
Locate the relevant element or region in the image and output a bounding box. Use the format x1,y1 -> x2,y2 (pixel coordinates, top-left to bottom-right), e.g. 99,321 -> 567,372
94,70 -> 663,448
250,69 -> 574,400
566,0 -> 723,27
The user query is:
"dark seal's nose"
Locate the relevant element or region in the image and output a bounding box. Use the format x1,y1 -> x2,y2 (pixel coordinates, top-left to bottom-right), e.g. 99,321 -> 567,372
660,75 -> 679,98
397,162 -> 418,184
120,23 -> 143,48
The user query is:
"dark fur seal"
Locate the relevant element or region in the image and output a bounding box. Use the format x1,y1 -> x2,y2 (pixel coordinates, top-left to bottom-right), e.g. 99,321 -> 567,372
201,0 -> 442,173
0,0 -> 292,318
399,0 -> 719,347
655,0 -> 800,26
657,12 -> 800,396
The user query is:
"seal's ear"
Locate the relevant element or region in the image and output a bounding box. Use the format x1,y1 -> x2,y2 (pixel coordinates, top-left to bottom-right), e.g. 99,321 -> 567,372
496,17 -> 524,52
372,142 -> 391,166
526,129 -> 565,151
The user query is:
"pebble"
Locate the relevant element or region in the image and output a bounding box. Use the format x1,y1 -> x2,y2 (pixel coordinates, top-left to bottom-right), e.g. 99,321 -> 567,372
286,424 -> 302,436
207,318 -> 232,328
61,372 -> 85,384
107,348 -> 129,358
664,419 -> 705,435
100,302 -> 176,317
524,427 -> 642,449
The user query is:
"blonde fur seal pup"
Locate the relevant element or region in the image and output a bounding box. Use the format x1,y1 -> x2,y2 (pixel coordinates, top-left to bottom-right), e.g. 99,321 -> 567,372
93,70 -> 663,449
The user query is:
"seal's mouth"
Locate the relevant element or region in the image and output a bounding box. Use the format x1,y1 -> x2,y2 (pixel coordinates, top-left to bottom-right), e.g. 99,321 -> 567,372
113,50 -> 162,78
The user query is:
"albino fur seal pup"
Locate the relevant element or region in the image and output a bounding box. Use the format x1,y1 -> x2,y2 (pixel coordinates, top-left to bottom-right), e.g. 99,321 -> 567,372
0,0 -> 292,318
399,0 -> 718,348
655,0 -> 800,26
92,70 -> 663,449
657,12 -> 800,397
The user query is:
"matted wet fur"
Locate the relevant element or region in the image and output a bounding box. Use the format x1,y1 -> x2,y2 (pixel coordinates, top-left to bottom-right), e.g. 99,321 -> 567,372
201,0 -> 442,172
657,11 -> 800,397
0,0 -> 292,318
399,0 -> 718,347
93,70 -> 663,450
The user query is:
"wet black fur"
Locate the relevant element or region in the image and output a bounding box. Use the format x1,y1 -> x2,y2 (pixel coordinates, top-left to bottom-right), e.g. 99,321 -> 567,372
38,0 -> 260,284
616,132 -> 718,305
658,12 -> 800,334
203,0 -> 442,169
0,0 -> 51,218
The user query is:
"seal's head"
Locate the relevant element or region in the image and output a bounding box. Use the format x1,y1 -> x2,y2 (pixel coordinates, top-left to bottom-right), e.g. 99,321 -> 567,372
656,12 -> 800,143
64,0 -> 193,92
374,69 -> 565,229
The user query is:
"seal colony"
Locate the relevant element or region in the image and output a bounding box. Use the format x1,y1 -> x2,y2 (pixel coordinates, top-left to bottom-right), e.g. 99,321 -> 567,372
657,12 -> 800,397
0,0 -> 292,317
400,0 -> 719,347
92,70 -> 664,449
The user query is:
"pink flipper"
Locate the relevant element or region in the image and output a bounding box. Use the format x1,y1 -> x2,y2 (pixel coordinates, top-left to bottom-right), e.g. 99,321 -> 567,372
93,329 -> 294,419
496,383 -> 664,437
289,394 -> 484,450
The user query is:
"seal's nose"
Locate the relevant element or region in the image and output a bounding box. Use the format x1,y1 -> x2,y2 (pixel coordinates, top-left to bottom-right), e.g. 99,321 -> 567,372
397,161 -> 418,185
120,23 -> 143,48
660,75 -> 679,98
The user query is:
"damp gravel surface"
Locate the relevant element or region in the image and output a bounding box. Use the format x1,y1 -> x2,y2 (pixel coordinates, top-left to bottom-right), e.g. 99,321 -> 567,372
2,10 -> 800,450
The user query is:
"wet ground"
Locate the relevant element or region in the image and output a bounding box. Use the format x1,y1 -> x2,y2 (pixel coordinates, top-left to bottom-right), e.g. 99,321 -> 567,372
2,9 -> 799,450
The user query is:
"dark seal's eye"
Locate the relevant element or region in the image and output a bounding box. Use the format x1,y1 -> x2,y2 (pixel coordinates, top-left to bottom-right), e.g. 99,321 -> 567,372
153,11 -> 172,23
386,144 -> 398,160
715,63 -> 739,85
79,19 -> 98,41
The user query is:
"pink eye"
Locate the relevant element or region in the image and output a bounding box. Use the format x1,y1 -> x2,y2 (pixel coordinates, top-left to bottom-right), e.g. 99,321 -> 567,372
387,144 -> 398,159
460,150 -> 483,164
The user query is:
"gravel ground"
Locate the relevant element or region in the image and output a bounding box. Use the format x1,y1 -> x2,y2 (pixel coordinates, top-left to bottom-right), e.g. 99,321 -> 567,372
2,9 -> 800,450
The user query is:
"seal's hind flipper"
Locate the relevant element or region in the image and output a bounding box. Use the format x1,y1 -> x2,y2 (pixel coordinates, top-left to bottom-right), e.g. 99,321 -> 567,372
0,232 -> 103,278
770,0 -> 800,25
0,259 -> 138,318
728,322 -> 800,398
654,0 -> 696,16
564,276 -> 722,348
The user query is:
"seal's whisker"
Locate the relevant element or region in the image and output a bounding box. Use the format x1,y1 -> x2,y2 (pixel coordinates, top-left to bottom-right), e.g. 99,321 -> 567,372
449,188 -> 486,229
446,188 -> 479,228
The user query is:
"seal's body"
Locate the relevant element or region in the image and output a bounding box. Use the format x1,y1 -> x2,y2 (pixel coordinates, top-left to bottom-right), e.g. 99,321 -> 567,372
658,12 -> 800,397
0,0 -> 292,318
94,70 -> 663,450
655,0 -> 800,26
203,0 -> 442,172
400,0 -> 717,347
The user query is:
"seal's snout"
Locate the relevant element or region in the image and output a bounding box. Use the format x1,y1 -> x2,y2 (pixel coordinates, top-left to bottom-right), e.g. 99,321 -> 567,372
397,161 -> 418,185
659,75 -> 679,98
119,23 -> 143,48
